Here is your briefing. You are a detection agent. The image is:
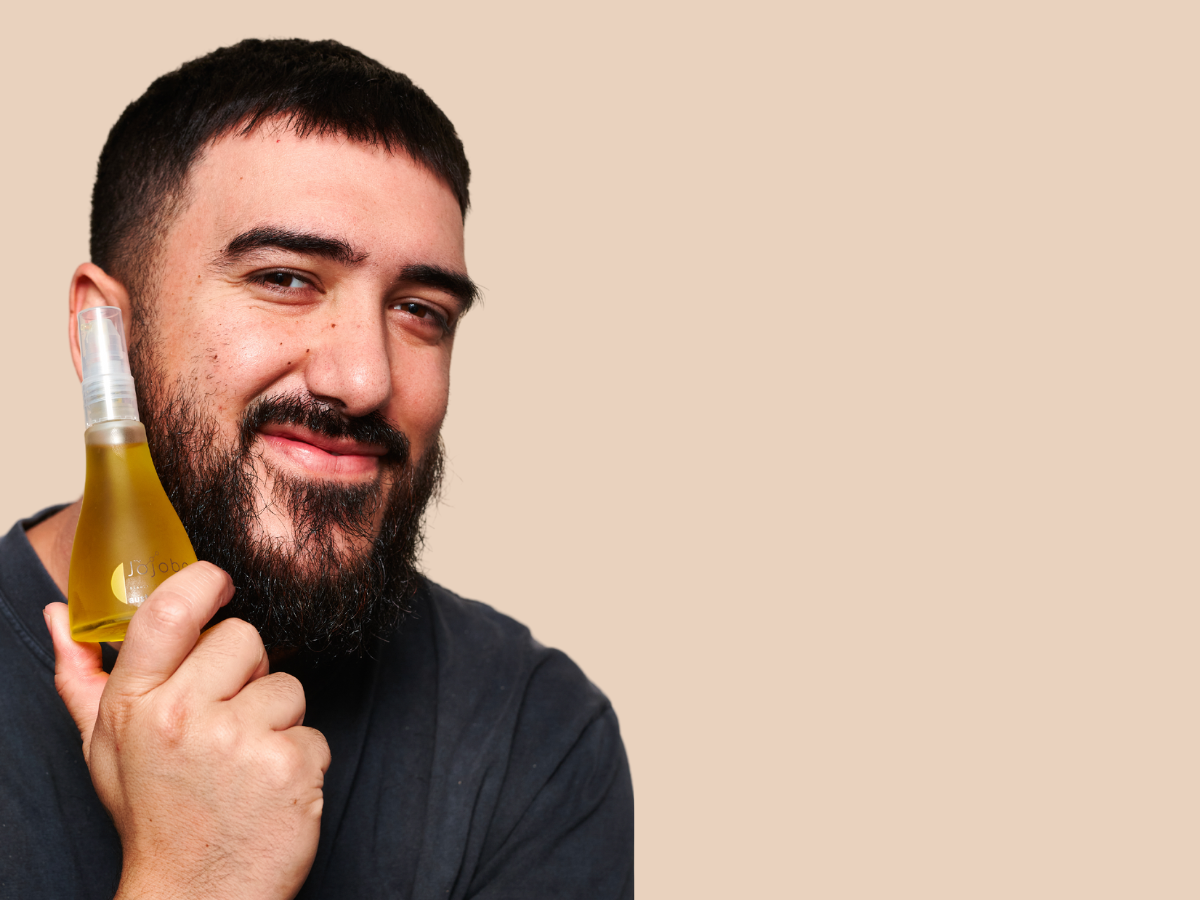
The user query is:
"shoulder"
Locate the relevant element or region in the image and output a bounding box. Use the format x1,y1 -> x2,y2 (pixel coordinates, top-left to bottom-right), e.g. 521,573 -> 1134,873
416,577 -> 628,785
407,580 -> 633,897
422,577 -> 539,653
418,578 -> 613,729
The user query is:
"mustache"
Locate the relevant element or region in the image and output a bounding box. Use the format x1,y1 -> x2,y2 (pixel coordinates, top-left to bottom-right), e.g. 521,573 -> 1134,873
239,393 -> 411,465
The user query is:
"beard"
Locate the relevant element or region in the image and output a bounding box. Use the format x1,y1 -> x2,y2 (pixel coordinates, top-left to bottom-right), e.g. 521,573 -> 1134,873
128,347 -> 444,657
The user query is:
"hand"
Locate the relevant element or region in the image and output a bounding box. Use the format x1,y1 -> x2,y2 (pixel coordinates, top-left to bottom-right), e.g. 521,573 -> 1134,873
44,562 -> 330,900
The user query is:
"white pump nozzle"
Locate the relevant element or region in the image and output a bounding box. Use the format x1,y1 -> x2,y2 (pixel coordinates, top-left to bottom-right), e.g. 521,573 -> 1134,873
79,307 -> 140,427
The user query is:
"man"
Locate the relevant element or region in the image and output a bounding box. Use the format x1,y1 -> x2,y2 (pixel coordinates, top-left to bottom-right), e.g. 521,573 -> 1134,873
0,39 -> 632,899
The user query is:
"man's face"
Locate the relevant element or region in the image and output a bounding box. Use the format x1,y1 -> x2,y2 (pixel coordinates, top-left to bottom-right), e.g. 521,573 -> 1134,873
127,125 -> 470,653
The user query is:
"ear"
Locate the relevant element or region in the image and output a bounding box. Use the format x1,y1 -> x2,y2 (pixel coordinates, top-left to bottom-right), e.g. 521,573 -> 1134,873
68,263 -> 132,382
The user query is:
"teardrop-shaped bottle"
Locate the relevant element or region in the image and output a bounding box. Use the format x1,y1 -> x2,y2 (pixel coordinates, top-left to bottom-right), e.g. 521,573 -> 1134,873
67,307 -> 196,642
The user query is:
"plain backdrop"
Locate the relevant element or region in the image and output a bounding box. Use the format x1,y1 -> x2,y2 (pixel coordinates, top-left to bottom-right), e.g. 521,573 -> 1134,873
2,1 -> 1197,896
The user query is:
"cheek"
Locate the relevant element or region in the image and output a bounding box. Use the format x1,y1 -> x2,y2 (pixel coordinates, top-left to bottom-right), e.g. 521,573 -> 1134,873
390,354 -> 451,451
182,318 -> 294,412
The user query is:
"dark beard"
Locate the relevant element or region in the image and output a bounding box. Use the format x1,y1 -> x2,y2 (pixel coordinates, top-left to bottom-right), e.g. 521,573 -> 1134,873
130,357 -> 443,657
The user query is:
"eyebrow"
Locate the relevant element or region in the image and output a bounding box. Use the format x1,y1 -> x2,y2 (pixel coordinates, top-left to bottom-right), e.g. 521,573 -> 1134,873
398,264 -> 479,314
217,226 -> 479,313
220,227 -> 365,266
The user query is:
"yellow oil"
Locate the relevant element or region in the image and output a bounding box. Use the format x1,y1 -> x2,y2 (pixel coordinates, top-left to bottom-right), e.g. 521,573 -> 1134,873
68,421 -> 197,642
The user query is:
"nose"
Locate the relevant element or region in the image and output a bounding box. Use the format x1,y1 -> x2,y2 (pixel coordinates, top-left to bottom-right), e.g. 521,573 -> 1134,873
301,312 -> 393,418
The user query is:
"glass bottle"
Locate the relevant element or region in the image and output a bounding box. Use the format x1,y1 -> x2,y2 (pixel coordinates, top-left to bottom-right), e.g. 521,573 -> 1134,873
67,307 -> 196,642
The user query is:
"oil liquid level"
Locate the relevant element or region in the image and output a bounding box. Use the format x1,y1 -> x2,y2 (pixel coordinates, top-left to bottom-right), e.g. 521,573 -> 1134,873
68,430 -> 196,643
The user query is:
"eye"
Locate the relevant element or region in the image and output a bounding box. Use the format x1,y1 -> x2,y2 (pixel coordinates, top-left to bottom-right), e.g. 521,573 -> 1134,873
397,301 -> 429,318
252,270 -> 311,290
391,299 -> 451,337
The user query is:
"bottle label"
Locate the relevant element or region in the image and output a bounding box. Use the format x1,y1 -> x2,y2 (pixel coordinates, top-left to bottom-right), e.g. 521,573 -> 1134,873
110,555 -> 191,606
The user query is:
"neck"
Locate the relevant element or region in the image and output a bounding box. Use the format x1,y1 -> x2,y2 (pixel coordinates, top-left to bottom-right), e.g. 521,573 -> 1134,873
26,501 -> 81,597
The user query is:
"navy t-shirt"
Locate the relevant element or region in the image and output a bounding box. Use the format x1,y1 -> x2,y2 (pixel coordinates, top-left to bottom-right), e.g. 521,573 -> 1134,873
0,509 -> 633,898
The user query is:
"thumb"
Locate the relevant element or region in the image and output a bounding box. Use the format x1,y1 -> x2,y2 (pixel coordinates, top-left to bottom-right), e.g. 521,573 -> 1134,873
44,602 -> 108,760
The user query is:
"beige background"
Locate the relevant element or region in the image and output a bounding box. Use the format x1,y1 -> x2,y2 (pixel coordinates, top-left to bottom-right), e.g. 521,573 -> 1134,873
2,1 -> 1197,896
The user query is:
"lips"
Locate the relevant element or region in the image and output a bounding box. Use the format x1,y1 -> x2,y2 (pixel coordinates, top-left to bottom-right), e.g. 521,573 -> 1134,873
257,424 -> 387,478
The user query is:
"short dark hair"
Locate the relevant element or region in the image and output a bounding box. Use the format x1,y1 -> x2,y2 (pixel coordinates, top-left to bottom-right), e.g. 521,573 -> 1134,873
91,38 -> 470,306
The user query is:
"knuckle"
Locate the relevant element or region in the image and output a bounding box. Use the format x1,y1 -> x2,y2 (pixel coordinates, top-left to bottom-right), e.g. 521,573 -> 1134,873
272,671 -> 302,691
215,617 -> 264,654
207,716 -> 242,756
149,696 -> 193,744
269,672 -> 305,704
303,795 -> 326,822
191,560 -> 232,585
259,740 -> 304,789
139,593 -> 195,633
306,728 -> 332,770
185,562 -> 235,599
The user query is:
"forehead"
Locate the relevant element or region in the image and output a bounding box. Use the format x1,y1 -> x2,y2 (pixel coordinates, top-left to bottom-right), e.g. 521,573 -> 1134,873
171,124 -> 465,265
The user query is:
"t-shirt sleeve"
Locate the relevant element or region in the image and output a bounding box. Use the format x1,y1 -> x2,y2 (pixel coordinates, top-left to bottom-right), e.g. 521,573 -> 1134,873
464,653 -> 634,900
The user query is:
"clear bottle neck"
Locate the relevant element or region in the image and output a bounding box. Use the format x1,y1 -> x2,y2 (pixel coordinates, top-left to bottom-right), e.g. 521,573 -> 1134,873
84,419 -> 148,446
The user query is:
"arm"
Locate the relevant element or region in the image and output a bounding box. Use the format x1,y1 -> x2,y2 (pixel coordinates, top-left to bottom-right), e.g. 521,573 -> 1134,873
45,563 -> 330,900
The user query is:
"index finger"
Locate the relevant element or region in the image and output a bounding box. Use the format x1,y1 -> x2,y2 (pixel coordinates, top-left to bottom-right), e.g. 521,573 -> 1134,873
106,561 -> 235,698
